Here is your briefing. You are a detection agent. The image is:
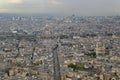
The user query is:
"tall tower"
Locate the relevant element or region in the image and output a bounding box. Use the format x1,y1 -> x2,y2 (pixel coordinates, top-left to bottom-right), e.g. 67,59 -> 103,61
53,44 -> 61,80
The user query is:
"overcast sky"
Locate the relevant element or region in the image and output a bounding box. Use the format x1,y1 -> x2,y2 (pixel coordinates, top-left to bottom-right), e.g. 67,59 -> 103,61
0,0 -> 120,16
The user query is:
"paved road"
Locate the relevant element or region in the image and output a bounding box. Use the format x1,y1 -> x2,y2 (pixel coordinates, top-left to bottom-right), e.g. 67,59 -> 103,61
53,45 -> 61,80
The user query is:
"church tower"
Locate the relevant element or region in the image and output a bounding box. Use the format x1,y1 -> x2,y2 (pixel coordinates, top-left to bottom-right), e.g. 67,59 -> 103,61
95,38 -> 107,57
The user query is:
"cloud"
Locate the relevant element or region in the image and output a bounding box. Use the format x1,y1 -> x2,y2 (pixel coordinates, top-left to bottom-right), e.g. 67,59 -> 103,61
49,0 -> 62,5
0,0 -> 120,15
7,0 -> 24,4
0,8 -> 8,12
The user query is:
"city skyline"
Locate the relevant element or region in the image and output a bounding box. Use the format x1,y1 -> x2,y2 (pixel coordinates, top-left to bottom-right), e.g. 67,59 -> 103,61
0,0 -> 120,16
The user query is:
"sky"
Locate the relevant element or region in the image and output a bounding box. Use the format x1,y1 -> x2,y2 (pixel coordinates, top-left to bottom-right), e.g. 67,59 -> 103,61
0,0 -> 120,16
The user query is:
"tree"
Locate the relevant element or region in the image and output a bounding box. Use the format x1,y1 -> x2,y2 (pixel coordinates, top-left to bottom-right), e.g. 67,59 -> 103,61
68,63 -> 85,71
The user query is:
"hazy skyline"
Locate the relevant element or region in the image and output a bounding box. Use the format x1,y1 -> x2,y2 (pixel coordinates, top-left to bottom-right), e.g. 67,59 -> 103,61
0,0 -> 120,16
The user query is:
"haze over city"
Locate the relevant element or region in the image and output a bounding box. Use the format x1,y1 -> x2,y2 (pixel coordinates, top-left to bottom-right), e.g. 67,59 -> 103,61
0,0 -> 120,80
0,0 -> 120,16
